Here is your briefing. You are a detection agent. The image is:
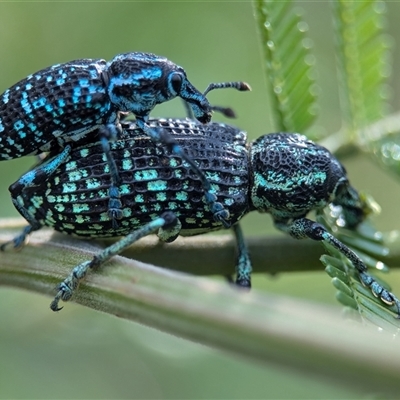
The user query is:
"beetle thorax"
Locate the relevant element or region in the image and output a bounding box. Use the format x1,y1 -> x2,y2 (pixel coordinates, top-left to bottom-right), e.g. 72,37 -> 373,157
249,133 -> 345,220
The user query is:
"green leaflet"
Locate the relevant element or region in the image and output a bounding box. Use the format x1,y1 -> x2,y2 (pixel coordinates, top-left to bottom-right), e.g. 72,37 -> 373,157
253,0 -> 318,133
332,0 -> 391,139
331,1 -> 400,215
318,207 -> 400,333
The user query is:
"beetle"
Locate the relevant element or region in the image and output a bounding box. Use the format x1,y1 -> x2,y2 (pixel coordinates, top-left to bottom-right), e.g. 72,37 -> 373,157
0,52 -> 250,227
4,118 -> 399,315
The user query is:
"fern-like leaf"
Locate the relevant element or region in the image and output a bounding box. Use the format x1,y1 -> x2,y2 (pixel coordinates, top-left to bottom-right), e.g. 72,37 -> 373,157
332,0 -> 391,140
318,200 -> 400,333
253,0 -> 317,133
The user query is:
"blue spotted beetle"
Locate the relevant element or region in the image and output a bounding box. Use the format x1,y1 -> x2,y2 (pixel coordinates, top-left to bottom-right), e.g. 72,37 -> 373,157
3,117 -> 400,315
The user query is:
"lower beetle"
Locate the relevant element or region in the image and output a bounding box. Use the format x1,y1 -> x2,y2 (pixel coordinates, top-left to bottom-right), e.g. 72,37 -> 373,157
3,118 -> 399,315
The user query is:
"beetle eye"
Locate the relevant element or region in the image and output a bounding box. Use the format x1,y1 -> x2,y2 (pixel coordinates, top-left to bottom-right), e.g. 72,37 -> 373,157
169,72 -> 183,95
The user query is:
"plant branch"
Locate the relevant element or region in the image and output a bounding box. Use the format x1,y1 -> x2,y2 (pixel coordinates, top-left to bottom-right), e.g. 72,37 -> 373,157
1,218 -> 400,395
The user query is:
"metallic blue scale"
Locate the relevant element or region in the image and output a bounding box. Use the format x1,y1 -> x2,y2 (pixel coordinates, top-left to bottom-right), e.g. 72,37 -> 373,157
0,52 -> 250,228
3,118 -> 400,317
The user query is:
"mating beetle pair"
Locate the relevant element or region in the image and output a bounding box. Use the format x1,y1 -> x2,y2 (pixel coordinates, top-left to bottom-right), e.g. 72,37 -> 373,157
1,52 -> 399,317
0,52 -> 250,229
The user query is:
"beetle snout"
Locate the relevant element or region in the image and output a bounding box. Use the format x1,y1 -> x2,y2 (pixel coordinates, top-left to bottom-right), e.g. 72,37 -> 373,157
197,112 -> 212,124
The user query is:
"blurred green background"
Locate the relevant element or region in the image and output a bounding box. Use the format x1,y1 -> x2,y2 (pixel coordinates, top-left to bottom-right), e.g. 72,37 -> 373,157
1,2 -> 400,399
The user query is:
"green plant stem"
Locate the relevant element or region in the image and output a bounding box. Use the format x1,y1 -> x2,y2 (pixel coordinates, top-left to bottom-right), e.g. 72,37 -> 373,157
1,218 -> 400,395
0,217 -> 340,276
319,111 -> 400,155
2,218 -> 400,275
